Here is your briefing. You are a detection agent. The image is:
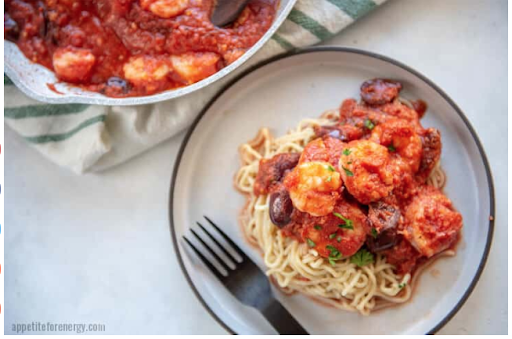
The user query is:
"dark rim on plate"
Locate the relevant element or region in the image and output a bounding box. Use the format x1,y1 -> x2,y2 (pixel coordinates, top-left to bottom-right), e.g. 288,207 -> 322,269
168,46 -> 495,335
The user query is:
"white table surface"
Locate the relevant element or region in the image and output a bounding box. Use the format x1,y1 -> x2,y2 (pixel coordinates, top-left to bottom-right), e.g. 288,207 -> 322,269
5,0 -> 507,334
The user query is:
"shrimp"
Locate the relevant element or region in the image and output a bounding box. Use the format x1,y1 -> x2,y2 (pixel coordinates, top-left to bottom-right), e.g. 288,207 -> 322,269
370,118 -> 423,173
300,199 -> 369,257
284,161 -> 342,217
378,101 -> 423,132
223,49 -> 246,65
139,0 -> 188,18
123,55 -> 172,92
52,47 -> 95,83
283,138 -> 345,216
171,52 -> 220,84
299,137 -> 344,166
402,185 -> 463,257
339,139 -> 396,204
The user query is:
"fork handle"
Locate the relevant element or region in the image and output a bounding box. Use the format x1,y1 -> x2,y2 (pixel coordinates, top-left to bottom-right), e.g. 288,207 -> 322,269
261,299 -> 309,335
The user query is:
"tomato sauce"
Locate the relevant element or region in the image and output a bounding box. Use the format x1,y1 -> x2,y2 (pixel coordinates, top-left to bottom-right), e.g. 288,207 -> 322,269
256,79 -> 463,275
4,0 -> 279,97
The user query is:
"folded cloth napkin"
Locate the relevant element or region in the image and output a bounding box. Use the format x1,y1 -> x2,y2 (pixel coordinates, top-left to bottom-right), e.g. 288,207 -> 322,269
4,0 -> 385,174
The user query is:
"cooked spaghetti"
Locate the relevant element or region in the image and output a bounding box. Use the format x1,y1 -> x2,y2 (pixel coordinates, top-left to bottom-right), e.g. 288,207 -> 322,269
235,79 -> 463,315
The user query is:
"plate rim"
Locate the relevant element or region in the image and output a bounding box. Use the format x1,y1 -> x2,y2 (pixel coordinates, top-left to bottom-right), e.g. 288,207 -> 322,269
167,46 -> 495,335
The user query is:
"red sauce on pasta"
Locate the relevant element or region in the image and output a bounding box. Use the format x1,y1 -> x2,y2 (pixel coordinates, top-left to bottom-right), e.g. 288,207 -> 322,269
254,79 -> 463,275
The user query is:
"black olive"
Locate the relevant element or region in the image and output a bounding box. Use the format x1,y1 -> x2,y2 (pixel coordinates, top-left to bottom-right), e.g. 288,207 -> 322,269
368,201 -> 400,231
5,15 -> 20,42
366,201 -> 400,252
106,77 -> 130,94
269,190 -> 294,228
360,79 -> 402,106
366,227 -> 397,252
313,125 -> 347,141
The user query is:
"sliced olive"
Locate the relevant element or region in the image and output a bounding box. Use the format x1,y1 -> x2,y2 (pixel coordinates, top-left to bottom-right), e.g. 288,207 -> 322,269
5,14 -> 20,42
106,77 -> 130,94
269,189 -> 294,228
37,1 -> 48,37
360,79 -> 402,106
366,201 -> 400,252
314,125 -> 346,141
366,227 -> 397,252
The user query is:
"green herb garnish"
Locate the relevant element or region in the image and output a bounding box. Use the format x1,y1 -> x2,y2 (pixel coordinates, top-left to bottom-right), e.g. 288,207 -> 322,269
398,283 -> 406,289
371,227 -> 378,239
326,176 -> 332,182
307,238 -> 316,247
364,119 -> 375,130
327,165 -> 335,172
329,233 -> 337,240
333,213 -> 354,229
314,225 -> 322,231
350,249 -> 375,267
343,148 -> 351,156
326,245 -> 342,266
342,166 -> 354,177
339,224 -> 354,230
388,145 -> 396,152
326,245 -> 338,252
337,236 -> 342,243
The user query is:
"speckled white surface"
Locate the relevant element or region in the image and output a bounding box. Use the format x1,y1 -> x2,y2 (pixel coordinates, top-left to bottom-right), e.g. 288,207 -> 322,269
5,0 -> 507,334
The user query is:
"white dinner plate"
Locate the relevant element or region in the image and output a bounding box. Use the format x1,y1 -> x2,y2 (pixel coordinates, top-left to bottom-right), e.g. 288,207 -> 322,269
168,47 -> 495,334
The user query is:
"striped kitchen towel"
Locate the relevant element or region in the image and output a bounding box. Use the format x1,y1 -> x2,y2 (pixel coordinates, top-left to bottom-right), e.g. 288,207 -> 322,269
4,0 -> 386,174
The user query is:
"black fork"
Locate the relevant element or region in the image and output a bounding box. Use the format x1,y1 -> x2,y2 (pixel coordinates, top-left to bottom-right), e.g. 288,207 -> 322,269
183,216 -> 309,335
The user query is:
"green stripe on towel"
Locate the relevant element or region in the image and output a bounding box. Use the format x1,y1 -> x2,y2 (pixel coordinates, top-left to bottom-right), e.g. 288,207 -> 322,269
326,0 -> 377,19
5,103 -> 91,119
24,114 -> 106,144
271,34 -> 296,51
287,9 -> 334,40
4,74 -> 14,86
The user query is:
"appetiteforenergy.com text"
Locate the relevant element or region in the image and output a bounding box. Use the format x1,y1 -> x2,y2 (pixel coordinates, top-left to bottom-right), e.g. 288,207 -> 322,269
12,322 -> 105,334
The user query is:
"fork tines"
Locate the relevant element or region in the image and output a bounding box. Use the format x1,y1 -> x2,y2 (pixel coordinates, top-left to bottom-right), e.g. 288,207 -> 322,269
183,216 -> 245,280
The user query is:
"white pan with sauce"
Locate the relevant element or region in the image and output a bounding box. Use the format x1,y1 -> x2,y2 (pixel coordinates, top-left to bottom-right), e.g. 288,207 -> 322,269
4,0 -> 296,106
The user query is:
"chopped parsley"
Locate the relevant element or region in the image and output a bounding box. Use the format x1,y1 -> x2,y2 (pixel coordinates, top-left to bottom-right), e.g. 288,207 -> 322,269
333,213 -> 354,229
371,227 -> 378,239
307,238 -> 316,247
333,212 -> 344,219
398,283 -> 406,289
326,176 -> 332,182
388,145 -> 396,152
364,119 -> 375,130
337,236 -> 342,243
326,245 -> 342,266
329,233 -> 337,240
326,245 -> 338,252
327,165 -> 336,172
350,249 -> 374,267
314,225 -> 322,231
343,148 -> 351,156
339,224 -> 354,230
342,166 -> 354,177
